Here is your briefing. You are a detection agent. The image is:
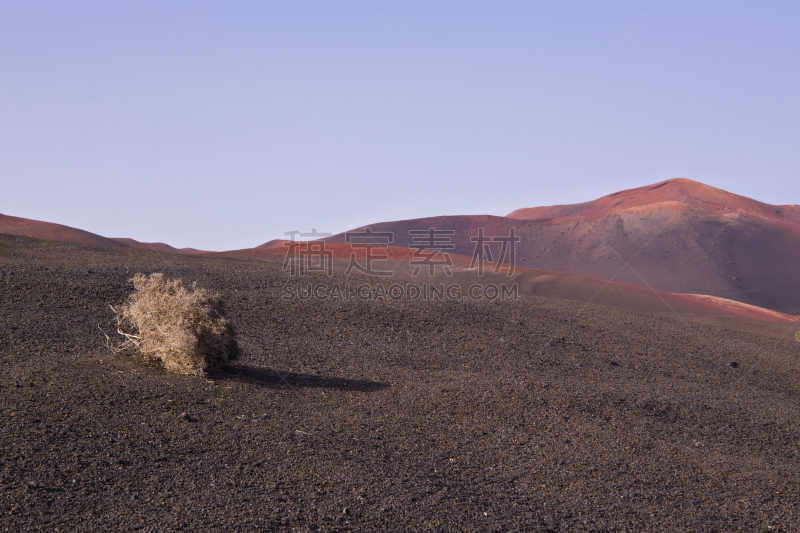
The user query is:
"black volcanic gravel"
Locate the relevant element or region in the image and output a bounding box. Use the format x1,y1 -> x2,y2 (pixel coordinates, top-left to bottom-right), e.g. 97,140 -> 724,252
1,234 -> 799,532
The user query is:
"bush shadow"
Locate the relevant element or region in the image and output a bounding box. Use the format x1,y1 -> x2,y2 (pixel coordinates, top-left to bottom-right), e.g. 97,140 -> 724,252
208,364 -> 390,392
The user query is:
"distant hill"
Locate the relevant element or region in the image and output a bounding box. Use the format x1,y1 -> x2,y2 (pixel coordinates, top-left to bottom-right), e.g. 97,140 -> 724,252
507,177 -> 800,223
108,238 -> 208,255
4,177 -> 799,318
0,213 -> 208,255
328,179 -> 800,314
0,213 -> 127,249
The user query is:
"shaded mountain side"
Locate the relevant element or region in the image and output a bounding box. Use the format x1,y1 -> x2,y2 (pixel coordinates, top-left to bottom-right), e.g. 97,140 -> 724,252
0,213 -> 209,255
328,180 -> 800,314
109,237 -> 208,255
228,238 -> 799,339
0,212 -> 127,249
5,178 -> 799,314
506,268 -> 799,339
325,215 -> 515,253
508,205 -> 800,315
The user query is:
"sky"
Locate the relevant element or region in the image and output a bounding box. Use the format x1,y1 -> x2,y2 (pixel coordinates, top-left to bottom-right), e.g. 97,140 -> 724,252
1,1 -> 798,251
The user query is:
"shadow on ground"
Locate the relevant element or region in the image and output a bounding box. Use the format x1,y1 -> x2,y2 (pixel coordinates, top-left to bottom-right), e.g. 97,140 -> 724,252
208,364 -> 390,392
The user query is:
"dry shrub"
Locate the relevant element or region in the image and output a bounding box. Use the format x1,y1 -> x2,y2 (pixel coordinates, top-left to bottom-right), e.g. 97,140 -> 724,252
796,330 -> 800,343
113,273 -> 240,376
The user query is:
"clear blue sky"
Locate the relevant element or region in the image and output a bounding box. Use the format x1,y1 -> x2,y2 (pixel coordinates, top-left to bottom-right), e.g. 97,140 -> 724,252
1,1 -> 798,251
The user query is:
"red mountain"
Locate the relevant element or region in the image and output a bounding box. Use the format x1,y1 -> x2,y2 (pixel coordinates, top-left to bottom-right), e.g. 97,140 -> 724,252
221,239 -> 799,338
507,178 -> 800,223
4,177 -> 800,319
0,213 -> 207,254
329,179 -> 800,314
0,213 -> 127,249
108,238 -> 207,255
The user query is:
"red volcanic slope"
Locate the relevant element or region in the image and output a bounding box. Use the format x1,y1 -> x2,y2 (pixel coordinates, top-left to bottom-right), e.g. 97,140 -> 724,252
504,178 -> 800,314
511,267 -> 799,326
256,239 -> 285,249
5,178 -> 800,325
507,178 -> 800,222
109,238 -> 208,255
330,178 -> 800,314
2,211 -> 797,335
231,239 -> 799,332
0,213 -> 209,254
223,239 -> 476,267
0,213 -> 126,249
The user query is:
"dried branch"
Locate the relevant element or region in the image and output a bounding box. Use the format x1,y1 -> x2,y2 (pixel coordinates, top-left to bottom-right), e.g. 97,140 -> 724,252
110,273 -> 240,376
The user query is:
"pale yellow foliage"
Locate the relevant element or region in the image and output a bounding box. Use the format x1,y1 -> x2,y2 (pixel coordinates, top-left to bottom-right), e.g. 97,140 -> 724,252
113,273 -> 239,376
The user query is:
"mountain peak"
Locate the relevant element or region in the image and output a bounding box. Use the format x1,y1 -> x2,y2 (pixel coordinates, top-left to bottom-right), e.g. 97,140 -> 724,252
507,178 -> 799,222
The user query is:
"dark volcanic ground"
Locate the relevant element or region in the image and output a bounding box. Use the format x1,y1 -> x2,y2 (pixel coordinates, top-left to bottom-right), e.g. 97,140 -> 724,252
1,234 -> 799,532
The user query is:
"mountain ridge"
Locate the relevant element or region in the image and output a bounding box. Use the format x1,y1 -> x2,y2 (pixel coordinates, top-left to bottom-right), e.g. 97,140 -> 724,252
3,177 -> 799,314
507,178 -> 800,223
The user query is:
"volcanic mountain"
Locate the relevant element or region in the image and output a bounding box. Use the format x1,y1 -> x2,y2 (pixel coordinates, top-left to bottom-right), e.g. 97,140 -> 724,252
0,213 -> 207,254
329,179 -> 800,314
0,213 -> 128,249
3,177 -> 799,324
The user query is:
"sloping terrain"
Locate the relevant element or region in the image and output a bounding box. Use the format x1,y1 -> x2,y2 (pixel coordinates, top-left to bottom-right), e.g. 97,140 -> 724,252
234,239 -> 800,339
328,179 -> 800,314
5,177 -> 800,314
0,213 -> 127,249
2,213 -> 797,338
507,179 -> 800,314
109,238 -> 208,255
0,214 -> 206,255
1,234 -> 799,531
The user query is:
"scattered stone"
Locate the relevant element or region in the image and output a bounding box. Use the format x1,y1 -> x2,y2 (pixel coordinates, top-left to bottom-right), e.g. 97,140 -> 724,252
3,233 -> 798,532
